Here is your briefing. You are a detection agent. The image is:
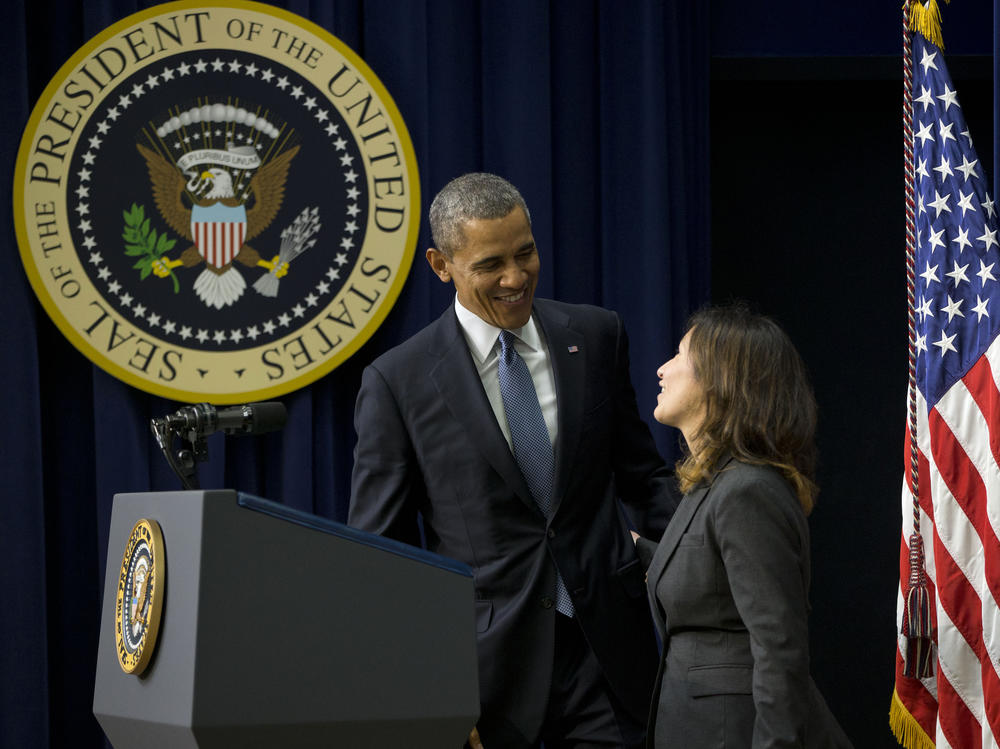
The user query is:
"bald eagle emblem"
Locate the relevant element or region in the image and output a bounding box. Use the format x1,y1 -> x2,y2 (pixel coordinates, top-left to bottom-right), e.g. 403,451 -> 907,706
135,105 -> 319,309
130,557 -> 151,627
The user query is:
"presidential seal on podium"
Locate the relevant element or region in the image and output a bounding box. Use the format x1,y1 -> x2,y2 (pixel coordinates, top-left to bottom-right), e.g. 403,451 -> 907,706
115,518 -> 165,675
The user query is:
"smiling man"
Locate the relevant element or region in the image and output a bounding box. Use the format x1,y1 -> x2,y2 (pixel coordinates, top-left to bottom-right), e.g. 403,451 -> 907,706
348,173 -> 678,749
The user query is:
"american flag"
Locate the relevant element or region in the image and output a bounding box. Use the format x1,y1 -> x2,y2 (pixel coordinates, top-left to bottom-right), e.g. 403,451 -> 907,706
892,26 -> 1000,749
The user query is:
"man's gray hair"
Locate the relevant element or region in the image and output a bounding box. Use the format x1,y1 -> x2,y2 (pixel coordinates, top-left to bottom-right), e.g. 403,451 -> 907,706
429,173 -> 532,258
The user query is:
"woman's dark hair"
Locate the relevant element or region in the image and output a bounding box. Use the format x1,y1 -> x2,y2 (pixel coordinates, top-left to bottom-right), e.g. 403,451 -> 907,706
677,303 -> 818,513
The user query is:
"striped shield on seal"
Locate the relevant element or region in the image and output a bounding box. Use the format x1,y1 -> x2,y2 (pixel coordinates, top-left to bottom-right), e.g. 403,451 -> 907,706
190,203 -> 248,269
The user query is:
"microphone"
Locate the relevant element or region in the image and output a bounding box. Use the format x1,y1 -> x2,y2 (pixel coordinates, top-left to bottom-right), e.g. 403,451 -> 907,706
164,402 -> 287,436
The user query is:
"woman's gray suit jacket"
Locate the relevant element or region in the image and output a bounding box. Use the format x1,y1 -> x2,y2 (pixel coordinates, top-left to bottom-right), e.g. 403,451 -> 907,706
636,457 -> 852,749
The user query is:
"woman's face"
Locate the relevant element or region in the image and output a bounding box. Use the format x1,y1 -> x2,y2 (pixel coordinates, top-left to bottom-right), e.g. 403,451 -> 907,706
654,329 -> 705,440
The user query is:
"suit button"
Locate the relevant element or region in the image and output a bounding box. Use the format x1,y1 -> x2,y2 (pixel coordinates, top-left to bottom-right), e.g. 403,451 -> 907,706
541,597 -> 554,609
547,528 -> 556,538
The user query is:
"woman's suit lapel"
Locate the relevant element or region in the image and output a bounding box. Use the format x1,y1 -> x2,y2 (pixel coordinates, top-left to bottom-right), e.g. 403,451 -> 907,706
645,454 -> 736,640
641,480 -> 712,749
645,482 -> 711,640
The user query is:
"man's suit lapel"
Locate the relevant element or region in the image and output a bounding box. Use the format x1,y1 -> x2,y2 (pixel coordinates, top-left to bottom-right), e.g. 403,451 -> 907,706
427,308 -> 539,512
534,302 -> 584,518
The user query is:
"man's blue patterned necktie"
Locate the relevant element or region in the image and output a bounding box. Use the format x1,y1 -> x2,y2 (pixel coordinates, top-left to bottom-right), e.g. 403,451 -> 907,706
497,330 -> 574,616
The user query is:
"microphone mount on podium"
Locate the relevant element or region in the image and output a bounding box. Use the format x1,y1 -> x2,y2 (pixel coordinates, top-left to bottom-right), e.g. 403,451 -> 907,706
151,402 -> 287,489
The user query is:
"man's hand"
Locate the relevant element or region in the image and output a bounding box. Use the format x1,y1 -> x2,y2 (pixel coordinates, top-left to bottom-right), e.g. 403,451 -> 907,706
468,727 -> 484,749
630,531 -> 649,581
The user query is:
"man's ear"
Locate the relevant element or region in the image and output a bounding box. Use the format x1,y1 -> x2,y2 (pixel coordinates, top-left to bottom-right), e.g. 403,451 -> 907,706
426,247 -> 451,283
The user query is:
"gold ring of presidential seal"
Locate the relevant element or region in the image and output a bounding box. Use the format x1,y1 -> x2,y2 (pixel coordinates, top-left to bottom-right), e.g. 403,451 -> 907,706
14,1 -> 419,403
115,518 -> 165,675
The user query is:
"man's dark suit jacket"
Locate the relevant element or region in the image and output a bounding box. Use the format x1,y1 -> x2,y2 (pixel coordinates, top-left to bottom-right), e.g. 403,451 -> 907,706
349,298 -> 677,746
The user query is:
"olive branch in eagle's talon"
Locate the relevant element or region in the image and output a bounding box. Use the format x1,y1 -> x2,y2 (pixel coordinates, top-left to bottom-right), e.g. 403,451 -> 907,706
122,203 -> 180,293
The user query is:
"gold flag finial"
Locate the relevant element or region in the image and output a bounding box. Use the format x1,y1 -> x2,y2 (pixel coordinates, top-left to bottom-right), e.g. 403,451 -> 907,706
909,0 -> 949,49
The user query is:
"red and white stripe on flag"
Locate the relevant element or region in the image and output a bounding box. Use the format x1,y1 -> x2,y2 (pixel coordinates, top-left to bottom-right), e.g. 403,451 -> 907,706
192,221 -> 247,269
895,333 -> 1000,749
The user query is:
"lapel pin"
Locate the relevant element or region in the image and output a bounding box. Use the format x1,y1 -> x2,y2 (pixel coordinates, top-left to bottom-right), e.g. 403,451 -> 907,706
567,345 -> 579,353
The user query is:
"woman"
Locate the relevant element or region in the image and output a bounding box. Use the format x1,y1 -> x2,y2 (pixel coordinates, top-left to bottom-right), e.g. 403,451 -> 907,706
633,304 -> 851,749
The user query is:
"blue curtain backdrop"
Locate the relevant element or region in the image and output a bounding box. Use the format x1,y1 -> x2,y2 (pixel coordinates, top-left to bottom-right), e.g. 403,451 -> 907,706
0,1 -> 709,745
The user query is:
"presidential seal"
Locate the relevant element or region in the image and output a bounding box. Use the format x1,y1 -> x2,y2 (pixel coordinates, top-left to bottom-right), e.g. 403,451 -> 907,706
14,1 -> 418,403
115,518 -> 165,675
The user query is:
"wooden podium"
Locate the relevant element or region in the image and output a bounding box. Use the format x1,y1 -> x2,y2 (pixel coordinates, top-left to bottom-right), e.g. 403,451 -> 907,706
93,490 -> 479,748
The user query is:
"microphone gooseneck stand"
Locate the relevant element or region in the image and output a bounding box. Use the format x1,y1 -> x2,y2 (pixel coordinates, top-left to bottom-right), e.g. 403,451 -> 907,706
151,404 -> 213,490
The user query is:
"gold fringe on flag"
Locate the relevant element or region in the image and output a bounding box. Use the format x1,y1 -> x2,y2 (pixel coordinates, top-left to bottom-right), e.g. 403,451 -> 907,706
890,688 -> 936,749
908,0 -> 949,48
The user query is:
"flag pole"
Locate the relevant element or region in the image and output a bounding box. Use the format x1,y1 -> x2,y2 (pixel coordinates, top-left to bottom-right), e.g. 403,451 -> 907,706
901,0 -> 935,682
891,4 -> 938,746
